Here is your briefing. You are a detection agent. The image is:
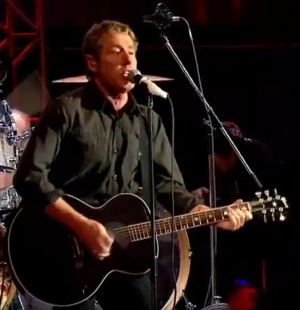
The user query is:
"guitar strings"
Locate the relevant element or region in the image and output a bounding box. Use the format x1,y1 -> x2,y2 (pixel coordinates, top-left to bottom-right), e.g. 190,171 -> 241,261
112,200 -> 276,239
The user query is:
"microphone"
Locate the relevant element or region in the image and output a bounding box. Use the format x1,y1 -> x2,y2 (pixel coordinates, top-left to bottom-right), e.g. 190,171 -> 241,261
143,3 -> 180,29
128,70 -> 168,99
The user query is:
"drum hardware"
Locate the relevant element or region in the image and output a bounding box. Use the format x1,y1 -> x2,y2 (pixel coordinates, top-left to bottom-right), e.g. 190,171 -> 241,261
0,168 -> 13,174
0,112 -> 19,172
16,128 -> 34,158
0,125 -> 9,131
0,227 -> 17,310
53,74 -> 174,84
0,262 -> 9,308
0,85 -> 30,310
94,300 -> 103,310
181,291 -> 196,310
18,128 -> 34,141
14,293 -> 26,310
6,131 -> 17,146
197,304 -> 228,310
0,186 -> 19,214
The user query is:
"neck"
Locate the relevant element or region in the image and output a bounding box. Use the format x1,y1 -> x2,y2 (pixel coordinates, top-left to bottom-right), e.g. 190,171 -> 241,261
93,78 -> 128,111
117,201 -> 253,242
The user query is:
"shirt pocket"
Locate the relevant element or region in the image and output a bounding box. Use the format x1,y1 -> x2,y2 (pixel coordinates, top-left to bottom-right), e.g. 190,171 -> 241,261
82,133 -> 106,152
70,130 -> 108,162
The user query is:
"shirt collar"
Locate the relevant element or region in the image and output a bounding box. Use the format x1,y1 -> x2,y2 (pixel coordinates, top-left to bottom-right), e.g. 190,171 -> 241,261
84,80 -> 142,116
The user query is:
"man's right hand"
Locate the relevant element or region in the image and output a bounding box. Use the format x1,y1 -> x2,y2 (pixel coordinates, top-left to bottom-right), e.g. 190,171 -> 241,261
45,198 -> 114,260
77,220 -> 114,260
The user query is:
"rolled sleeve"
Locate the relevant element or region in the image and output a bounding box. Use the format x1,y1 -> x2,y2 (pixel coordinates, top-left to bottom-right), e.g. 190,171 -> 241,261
153,113 -> 205,215
13,100 -> 69,208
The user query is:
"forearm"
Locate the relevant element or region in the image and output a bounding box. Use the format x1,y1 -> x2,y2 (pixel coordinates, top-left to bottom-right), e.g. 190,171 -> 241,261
13,100 -> 68,207
13,169 -> 64,209
45,197 -> 89,235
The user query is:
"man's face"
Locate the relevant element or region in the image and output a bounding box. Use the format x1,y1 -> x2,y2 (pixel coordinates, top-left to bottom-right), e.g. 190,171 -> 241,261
89,31 -> 137,94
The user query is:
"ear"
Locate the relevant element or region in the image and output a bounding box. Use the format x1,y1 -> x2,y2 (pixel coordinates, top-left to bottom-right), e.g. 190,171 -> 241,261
84,54 -> 98,73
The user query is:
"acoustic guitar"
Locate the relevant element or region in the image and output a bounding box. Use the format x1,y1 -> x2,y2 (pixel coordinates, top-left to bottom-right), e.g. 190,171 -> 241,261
5,191 -> 288,307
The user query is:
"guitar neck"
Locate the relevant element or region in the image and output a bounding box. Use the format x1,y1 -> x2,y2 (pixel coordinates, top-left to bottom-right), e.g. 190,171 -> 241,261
125,202 -> 252,242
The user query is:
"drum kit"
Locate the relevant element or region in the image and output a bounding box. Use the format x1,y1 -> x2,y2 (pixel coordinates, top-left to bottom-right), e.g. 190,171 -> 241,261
0,96 -> 34,310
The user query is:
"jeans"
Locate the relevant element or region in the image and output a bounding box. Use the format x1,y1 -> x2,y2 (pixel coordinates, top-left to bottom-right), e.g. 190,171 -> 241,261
53,273 -> 152,310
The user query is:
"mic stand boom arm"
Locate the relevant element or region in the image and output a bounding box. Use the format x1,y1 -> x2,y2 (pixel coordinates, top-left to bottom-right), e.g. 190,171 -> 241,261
160,32 -> 263,189
159,32 -> 263,305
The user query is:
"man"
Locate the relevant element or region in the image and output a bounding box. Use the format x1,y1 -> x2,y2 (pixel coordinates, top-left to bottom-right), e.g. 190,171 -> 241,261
13,20 -> 252,310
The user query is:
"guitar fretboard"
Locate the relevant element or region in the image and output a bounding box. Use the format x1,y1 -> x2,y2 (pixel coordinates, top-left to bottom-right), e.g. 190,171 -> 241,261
116,202 -> 253,242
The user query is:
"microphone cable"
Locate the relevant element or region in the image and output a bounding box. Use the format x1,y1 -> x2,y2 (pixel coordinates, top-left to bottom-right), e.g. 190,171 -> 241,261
179,17 -> 205,96
166,93 -> 176,310
168,16 -> 207,310
178,17 -> 214,308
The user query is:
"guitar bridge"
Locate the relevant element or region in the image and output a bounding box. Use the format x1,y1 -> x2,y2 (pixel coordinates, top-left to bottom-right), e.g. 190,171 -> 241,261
69,235 -> 84,269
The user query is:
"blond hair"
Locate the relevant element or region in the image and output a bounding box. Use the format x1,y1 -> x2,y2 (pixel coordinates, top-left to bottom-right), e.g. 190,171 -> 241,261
82,20 -> 139,57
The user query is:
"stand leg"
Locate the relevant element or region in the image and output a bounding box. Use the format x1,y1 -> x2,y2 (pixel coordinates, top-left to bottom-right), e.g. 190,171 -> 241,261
181,291 -> 196,310
16,293 -> 26,310
94,299 -> 103,310
262,259 -> 266,294
11,292 -> 26,310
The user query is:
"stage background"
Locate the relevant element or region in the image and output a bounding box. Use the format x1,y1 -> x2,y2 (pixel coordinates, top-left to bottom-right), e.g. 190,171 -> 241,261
1,1 -> 300,308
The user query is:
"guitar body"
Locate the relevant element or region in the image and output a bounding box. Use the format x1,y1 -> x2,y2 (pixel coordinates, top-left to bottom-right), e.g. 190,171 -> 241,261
5,193 -> 190,308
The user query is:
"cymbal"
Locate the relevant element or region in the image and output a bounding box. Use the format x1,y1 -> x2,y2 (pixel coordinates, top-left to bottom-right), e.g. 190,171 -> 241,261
52,75 -> 174,83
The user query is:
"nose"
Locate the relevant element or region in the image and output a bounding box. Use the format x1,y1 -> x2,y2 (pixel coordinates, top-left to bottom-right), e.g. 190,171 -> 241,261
123,51 -> 134,65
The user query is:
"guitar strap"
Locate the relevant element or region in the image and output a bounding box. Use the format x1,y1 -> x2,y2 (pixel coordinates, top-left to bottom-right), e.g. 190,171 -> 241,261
139,113 -> 151,209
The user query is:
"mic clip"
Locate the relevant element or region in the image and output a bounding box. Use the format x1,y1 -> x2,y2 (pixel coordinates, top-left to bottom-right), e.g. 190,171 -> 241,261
153,3 -> 176,30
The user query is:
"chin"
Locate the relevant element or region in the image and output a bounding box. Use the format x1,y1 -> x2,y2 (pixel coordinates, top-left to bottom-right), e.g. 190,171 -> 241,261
120,82 -> 135,93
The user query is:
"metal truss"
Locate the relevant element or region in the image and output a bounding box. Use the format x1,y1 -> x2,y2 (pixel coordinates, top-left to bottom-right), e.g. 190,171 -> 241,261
0,0 -> 46,108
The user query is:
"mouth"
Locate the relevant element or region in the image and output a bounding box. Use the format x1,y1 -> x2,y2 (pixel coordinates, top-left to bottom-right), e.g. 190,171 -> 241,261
122,70 -> 130,77
122,70 -> 134,84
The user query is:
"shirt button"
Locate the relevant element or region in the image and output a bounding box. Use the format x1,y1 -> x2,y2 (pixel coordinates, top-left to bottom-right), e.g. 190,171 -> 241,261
112,175 -> 118,180
113,148 -> 118,155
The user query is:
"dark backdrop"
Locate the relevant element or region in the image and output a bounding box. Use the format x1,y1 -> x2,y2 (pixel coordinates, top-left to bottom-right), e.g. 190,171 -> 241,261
1,0 -> 300,308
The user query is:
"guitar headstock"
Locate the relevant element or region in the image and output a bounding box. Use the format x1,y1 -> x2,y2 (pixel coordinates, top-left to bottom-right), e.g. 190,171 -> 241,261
252,189 -> 289,223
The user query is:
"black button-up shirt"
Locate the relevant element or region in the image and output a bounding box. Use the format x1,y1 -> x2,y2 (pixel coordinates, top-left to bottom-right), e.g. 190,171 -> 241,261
13,81 -> 204,214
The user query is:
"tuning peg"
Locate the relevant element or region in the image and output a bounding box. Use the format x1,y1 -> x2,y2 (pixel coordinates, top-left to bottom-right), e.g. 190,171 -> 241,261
262,209 -> 267,223
264,190 -> 269,197
273,188 -> 277,196
255,192 -> 262,199
263,214 -> 267,223
270,208 -> 275,222
281,197 -> 289,208
279,214 -> 285,221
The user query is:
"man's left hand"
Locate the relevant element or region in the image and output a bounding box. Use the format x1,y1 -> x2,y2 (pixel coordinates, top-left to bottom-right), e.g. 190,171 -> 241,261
190,199 -> 253,231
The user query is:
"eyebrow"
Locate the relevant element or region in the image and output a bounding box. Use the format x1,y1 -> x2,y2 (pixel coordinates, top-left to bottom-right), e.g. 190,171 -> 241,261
110,44 -> 135,50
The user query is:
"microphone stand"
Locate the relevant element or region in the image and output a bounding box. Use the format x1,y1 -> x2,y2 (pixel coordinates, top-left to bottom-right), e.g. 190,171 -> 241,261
158,30 -> 263,309
147,93 -> 158,310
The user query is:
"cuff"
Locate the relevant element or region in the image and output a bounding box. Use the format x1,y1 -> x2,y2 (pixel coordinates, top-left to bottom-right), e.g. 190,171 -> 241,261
31,189 -> 64,210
